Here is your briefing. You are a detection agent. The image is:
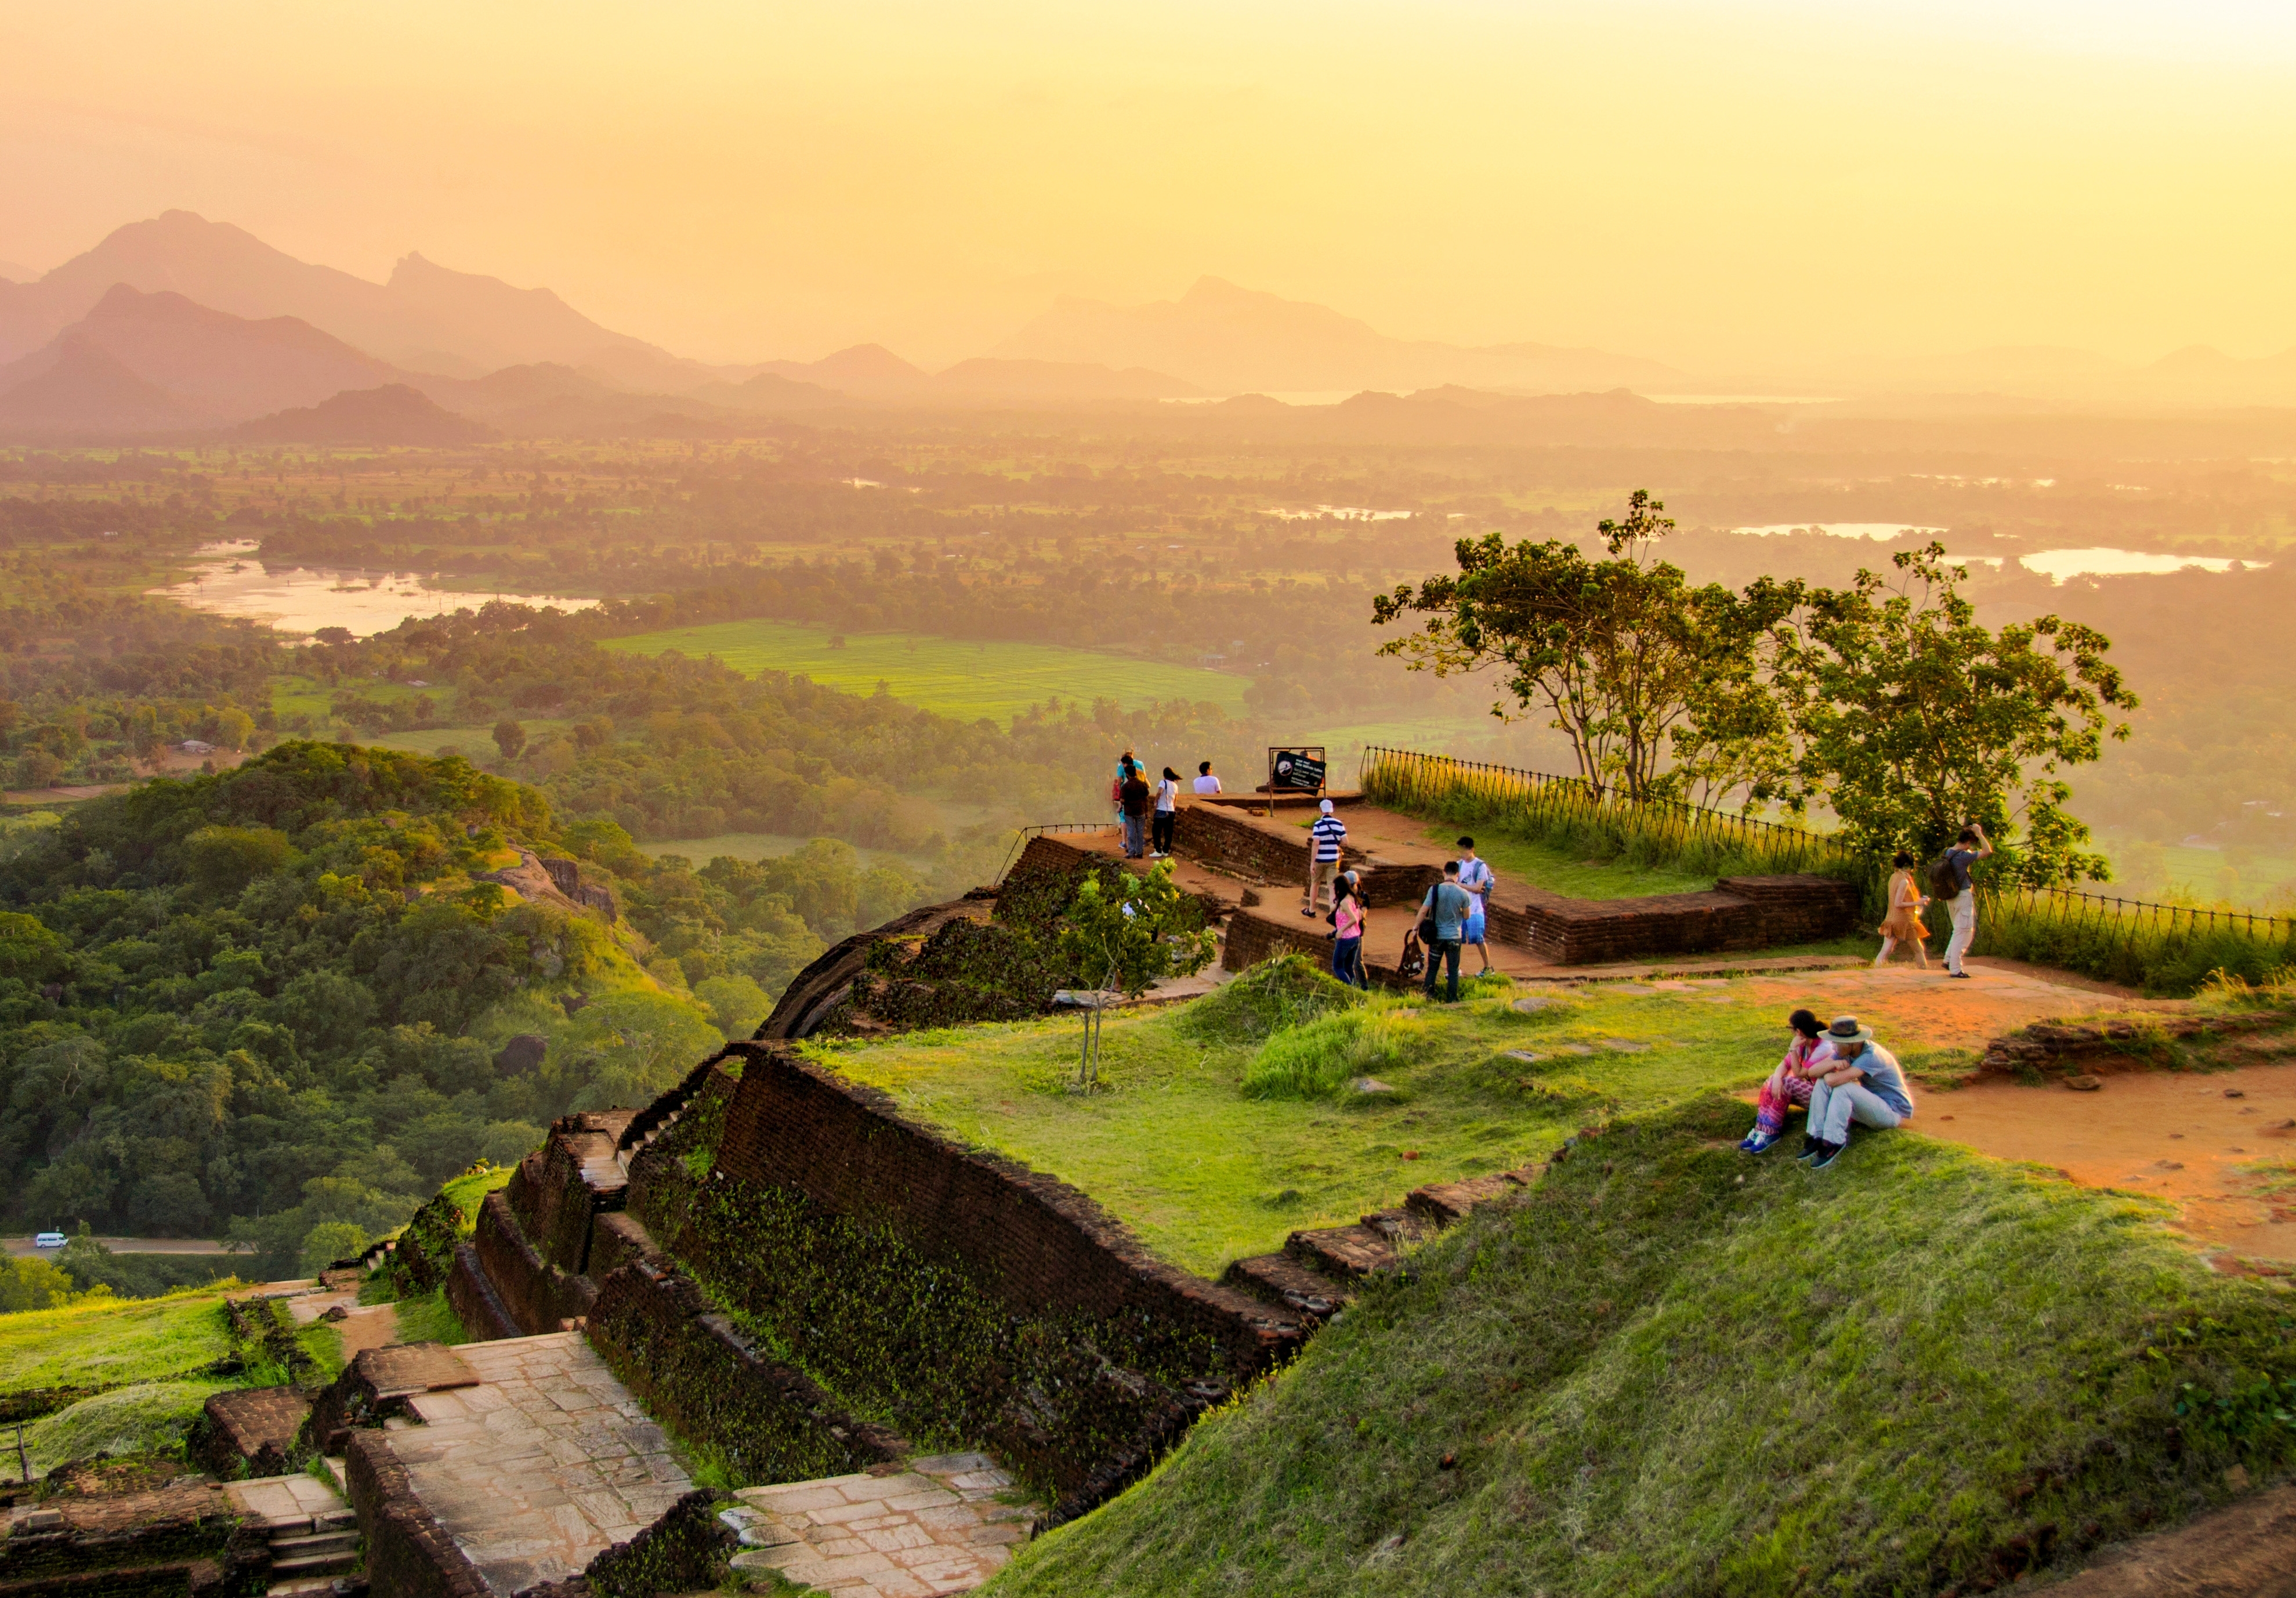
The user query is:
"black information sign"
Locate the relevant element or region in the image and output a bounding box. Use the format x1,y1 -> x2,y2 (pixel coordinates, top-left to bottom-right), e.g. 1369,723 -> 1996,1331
1267,748 -> 1327,793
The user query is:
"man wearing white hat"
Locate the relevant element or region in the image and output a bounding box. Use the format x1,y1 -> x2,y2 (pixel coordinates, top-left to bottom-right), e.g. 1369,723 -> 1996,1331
1303,798 -> 1346,917
1800,1015 -> 1915,1171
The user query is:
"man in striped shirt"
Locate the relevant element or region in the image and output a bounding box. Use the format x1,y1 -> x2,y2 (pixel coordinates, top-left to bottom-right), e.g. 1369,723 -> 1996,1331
1303,798 -> 1346,916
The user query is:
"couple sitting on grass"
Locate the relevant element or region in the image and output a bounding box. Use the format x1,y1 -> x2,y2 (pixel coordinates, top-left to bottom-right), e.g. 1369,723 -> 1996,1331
1738,1009 -> 1915,1170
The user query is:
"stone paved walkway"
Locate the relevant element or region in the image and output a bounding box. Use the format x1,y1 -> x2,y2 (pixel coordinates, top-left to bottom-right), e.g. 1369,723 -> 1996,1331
374,1331 -> 694,1596
726,1453 -> 1032,1596
221,1472 -> 348,1529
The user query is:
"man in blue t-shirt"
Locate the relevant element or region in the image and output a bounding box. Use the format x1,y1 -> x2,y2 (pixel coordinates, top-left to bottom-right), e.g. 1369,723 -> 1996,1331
1801,1014 -> 1916,1170
1419,861 -> 1475,1003
1939,822 -> 1991,979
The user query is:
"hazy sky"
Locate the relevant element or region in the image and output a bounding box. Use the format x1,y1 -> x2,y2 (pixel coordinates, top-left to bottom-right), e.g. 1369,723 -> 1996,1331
3,1 -> 2293,368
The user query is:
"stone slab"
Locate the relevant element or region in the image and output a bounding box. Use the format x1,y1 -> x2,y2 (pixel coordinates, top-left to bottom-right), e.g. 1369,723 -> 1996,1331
371,1331 -> 695,1596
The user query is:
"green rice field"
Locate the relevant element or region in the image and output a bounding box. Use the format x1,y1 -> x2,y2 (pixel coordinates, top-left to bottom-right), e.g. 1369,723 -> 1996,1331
599,621 -> 1250,725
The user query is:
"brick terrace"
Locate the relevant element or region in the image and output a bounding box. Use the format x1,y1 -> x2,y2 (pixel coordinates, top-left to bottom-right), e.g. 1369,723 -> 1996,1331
366,1330 -> 694,1595
727,1452 -> 1032,1596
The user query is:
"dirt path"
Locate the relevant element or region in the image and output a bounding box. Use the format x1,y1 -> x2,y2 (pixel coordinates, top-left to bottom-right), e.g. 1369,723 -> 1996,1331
287,1285 -> 402,1353
1927,1060 -> 2296,1267
1737,959 -> 2179,1058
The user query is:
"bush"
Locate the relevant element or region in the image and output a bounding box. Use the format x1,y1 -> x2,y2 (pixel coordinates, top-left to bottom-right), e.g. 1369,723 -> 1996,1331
1178,954 -> 1364,1046
1242,1003 -> 1435,1100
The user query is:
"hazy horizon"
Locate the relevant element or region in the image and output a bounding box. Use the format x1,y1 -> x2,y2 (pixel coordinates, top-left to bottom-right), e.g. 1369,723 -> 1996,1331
5,1 -> 2296,371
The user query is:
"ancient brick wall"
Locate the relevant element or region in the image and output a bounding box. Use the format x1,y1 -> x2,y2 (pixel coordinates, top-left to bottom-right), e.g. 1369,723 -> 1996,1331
1221,906 -> 1340,974
444,1243 -> 519,1344
344,1431 -> 493,1598
1171,802 -> 1366,885
584,1255 -> 899,1487
472,1191 -> 596,1337
505,1112 -> 631,1275
707,1044 -> 1299,1376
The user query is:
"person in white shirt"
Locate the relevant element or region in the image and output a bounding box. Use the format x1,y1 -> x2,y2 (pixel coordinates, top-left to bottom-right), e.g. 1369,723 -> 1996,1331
1151,767 -> 1182,856
1455,836 -> 1496,974
1303,799 -> 1346,916
1192,761 -> 1222,796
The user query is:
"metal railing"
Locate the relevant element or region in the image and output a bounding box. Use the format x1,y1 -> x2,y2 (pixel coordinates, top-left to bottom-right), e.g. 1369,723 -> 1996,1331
1357,746 -> 1857,875
994,821 -> 1114,883
1980,883 -> 2295,948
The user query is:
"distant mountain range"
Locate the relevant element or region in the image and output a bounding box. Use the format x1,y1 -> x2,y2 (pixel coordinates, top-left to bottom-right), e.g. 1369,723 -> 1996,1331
994,276 -> 1687,396
0,211 -> 711,387
3,211 -> 2295,441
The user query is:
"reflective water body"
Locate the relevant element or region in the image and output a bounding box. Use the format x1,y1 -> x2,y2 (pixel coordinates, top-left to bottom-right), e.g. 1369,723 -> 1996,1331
153,540 -> 599,638
1731,523 -> 1948,540
2016,547 -> 2239,583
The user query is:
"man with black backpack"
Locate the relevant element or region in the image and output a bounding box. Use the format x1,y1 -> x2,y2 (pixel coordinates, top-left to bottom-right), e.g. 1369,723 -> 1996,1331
1933,823 -> 1992,979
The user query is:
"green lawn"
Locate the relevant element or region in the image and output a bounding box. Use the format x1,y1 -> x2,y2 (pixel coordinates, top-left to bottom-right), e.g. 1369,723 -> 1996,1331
986,1094 -> 2295,1597
1419,822 -> 1714,899
804,966 -> 1895,1277
0,1285 -> 240,1393
1283,813 -> 1719,900
599,621 -> 1250,725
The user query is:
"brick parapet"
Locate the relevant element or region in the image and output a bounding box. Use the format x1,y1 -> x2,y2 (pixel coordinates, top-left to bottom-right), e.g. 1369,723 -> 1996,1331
343,1431 -> 493,1598
707,1043 -> 1303,1378
584,1256 -> 899,1488
444,1242 -> 519,1344
472,1190 -> 596,1337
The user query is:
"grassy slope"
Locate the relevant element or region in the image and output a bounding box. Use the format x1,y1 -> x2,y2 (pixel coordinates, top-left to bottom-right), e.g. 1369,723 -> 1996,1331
599,620 -> 1250,724
990,1094 -> 2296,1597
0,1287 -> 237,1392
807,972 -> 1972,1277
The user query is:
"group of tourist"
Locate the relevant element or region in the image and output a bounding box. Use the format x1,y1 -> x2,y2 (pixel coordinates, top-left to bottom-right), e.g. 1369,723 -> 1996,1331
1739,1009 -> 1915,1170
1873,822 -> 1993,978
1110,751 -> 1225,859
1306,814 -> 1495,1004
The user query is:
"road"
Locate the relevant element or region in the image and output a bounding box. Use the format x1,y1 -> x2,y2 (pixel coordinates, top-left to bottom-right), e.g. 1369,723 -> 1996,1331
5,1235 -> 238,1257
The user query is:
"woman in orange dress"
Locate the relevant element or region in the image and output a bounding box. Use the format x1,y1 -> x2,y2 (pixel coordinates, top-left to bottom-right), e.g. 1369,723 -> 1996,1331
1874,851 -> 1929,969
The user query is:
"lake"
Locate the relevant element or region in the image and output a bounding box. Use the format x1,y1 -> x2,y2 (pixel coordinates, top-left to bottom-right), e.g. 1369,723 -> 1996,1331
153,540 -> 599,638
2015,547 -> 2239,583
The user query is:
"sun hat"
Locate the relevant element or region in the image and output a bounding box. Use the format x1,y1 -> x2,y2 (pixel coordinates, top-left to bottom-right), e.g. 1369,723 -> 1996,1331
1319,798 -> 1335,814
1825,1015 -> 1874,1047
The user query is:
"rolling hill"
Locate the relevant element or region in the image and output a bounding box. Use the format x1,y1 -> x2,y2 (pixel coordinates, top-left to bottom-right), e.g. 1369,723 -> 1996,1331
230,382 -> 499,444
0,285 -> 408,434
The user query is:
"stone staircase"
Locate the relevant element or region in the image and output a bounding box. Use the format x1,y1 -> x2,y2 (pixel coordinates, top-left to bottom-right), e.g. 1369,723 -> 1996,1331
220,1471 -> 361,1596
1222,1173 -> 1533,1318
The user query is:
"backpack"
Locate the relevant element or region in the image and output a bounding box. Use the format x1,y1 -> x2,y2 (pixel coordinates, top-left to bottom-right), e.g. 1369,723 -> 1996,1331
1928,855 -> 1962,898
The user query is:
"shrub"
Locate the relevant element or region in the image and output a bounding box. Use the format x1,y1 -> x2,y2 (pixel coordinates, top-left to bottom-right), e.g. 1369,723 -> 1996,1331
1178,954 -> 1366,1045
1242,1003 -> 1434,1100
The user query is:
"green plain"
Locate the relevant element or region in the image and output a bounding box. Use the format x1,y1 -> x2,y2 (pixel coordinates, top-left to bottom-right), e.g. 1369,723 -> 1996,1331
599,621 -> 1250,726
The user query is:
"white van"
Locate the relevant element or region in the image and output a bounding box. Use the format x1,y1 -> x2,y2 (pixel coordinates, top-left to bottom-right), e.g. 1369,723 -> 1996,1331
33,1232 -> 67,1249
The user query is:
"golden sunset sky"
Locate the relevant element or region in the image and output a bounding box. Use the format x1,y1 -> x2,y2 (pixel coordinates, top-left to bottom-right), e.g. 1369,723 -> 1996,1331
3,1 -> 2292,368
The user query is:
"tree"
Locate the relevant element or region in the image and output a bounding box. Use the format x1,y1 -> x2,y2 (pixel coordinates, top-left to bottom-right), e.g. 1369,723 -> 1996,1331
1372,493 -> 1795,801
493,718 -> 527,760
1773,545 -> 2136,884
1056,862 -> 1215,1089
298,1220 -> 368,1278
